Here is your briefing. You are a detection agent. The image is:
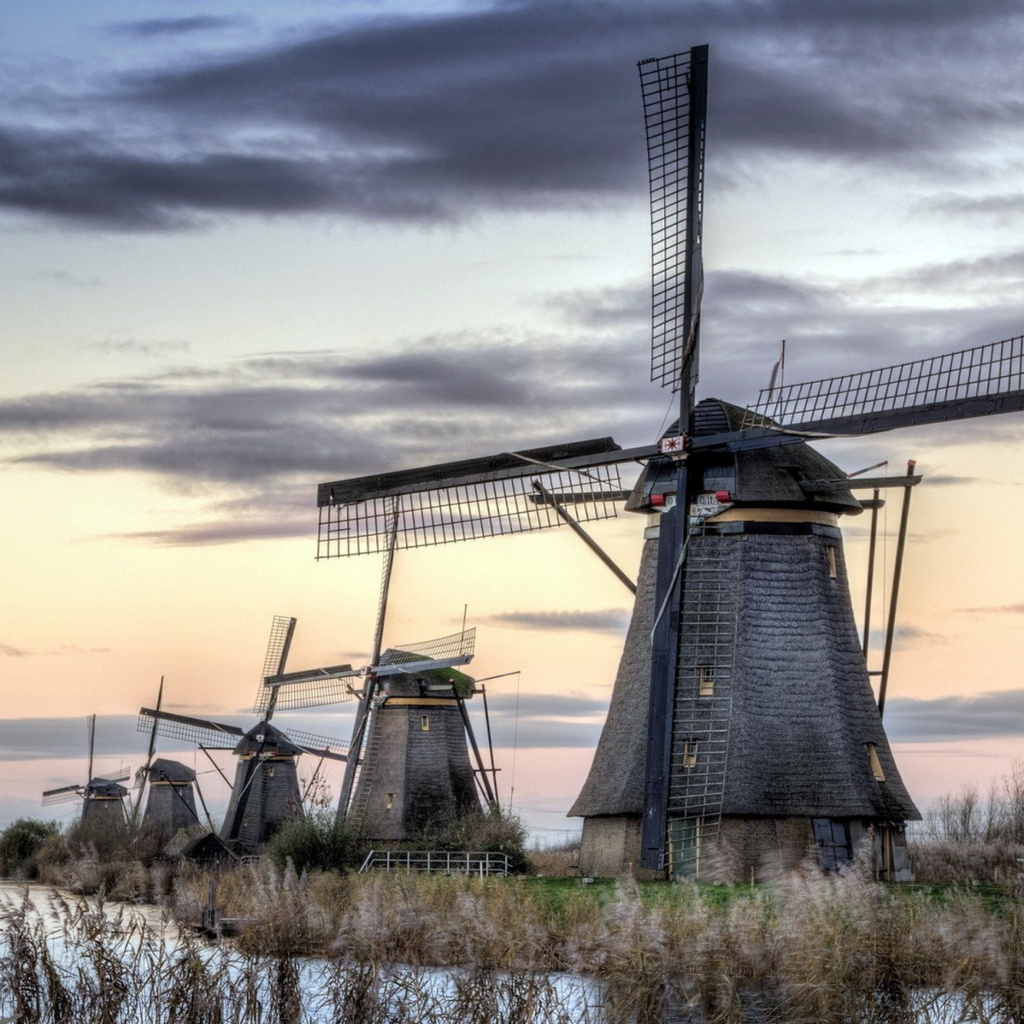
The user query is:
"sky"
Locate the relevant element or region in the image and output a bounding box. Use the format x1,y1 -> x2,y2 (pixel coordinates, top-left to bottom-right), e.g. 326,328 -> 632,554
4,0 -> 1024,843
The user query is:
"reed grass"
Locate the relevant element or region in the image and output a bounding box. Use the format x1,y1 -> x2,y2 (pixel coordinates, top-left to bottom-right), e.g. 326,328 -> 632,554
7,857 -> 1024,1022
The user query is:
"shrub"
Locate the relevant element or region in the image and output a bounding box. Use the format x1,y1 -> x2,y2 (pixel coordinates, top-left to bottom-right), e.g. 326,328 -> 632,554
0,819 -> 59,879
264,811 -> 359,875
413,809 -> 534,874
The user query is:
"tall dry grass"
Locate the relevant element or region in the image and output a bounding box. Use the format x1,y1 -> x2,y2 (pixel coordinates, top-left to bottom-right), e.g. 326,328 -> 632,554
8,858 -> 1024,1022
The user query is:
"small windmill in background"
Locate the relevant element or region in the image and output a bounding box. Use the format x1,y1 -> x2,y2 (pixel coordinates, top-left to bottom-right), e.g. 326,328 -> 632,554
42,714 -> 129,826
263,622 -> 497,840
138,616 -> 348,854
131,677 -> 203,845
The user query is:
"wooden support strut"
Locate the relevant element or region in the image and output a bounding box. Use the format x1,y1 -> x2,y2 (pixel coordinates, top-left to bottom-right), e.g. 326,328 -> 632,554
878,460 -> 917,718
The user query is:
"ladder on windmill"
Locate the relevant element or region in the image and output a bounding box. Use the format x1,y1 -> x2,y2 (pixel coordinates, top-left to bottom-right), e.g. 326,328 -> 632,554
666,519 -> 737,877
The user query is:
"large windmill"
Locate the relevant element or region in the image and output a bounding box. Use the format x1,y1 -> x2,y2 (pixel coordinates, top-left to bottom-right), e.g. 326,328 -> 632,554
138,616 -> 348,854
262,612 -> 496,840
43,715 -> 130,827
312,46 -> 1024,880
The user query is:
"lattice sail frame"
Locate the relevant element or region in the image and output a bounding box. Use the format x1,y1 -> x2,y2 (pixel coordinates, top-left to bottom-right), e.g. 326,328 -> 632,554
254,615 -> 297,716
640,47 -> 708,392
136,708 -> 348,761
261,667 -> 357,712
318,462 -> 623,558
748,334 -> 1024,434
379,627 -> 476,667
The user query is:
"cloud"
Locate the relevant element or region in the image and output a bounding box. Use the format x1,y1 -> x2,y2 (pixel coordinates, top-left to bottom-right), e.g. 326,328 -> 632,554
4,1 -> 1024,230
0,644 -> 29,657
479,691 -> 608,748
885,688 -> 1024,743
0,332 -> 659,523
109,17 -> 249,39
959,603 -> 1024,615
486,609 -> 630,635
867,624 -> 940,651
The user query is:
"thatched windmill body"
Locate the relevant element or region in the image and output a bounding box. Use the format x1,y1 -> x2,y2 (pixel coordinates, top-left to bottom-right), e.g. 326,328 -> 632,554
139,616 -> 348,854
139,759 -> 199,844
312,47 -> 1024,880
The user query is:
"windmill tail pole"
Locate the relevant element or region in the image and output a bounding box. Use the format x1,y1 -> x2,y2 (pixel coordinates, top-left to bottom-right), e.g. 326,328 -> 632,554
458,696 -> 497,809
878,460 -> 916,718
480,683 -> 500,806
531,482 -> 636,595
862,490 -> 881,658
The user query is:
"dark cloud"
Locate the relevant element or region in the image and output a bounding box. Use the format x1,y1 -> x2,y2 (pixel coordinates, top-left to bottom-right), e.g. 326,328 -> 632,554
0,333 -> 658,486
487,609 -> 630,634
111,17 -> 249,39
885,688 -> 1024,743
3,1 -> 1023,229
0,644 -> 28,657
478,691 -> 608,748
0,716 -> 142,762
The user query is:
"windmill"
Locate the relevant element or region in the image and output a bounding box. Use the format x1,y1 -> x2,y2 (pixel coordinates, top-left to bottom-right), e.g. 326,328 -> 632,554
262,612 -> 496,840
138,616 -> 348,854
311,45 -> 1024,881
132,677 -> 202,845
42,714 -> 129,827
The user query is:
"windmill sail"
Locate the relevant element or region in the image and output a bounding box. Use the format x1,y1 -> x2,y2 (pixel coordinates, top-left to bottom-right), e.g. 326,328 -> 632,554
261,664 -> 357,711
640,46 -> 708,394
746,333 -> 1024,438
253,616 -> 296,717
137,707 -> 244,749
316,438 -> 640,558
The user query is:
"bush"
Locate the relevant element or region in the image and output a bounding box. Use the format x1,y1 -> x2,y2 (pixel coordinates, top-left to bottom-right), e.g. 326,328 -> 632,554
0,819 -> 59,878
264,811 -> 359,875
413,809 -> 534,874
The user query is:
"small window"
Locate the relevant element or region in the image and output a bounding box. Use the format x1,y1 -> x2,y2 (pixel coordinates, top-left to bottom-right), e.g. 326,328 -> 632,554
421,715 -> 430,731
697,666 -> 714,697
683,740 -> 699,769
826,546 -> 837,579
867,744 -> 885,782
385,793 -> 394,811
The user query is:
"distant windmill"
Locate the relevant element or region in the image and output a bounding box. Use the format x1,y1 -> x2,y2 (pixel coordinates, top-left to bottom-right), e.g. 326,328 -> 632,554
303,44 -> 1024,882
43,715 -> 129,826
131,677 -> 202,845
138,616 -> 348,854
263,622 -> 495,840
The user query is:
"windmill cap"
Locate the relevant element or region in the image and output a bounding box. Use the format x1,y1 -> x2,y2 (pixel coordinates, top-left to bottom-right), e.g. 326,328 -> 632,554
643,399 -> 863,514
233,720 -> 302,756
147,758 -> 196,783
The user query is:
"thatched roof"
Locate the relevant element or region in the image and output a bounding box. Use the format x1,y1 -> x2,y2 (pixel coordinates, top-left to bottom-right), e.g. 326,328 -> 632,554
147,758 -> 196,783
569,538 -> 658,818
231,720 -> 301,757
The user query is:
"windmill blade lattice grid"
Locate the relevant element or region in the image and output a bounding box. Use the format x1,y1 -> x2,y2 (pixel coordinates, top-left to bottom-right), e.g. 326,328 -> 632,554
137,709 -> 243,750
379,627 -> 476,667
254,614 -> 296,715
750,334 -> 1024,433
640,47 -> 706,391
318,465 -> 623,558
260,670 -> 356,712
